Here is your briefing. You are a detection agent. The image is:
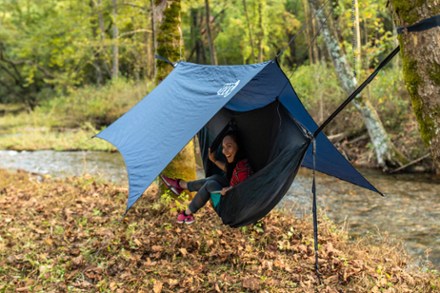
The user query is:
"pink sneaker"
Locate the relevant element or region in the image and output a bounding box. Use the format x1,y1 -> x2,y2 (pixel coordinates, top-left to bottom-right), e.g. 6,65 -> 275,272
176,211 -> 195,224
160,174 -> 184,196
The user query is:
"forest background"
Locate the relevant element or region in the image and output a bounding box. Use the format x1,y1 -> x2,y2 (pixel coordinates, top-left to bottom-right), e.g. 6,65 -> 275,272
1,1 -> 440,291
0,0 -> 438,173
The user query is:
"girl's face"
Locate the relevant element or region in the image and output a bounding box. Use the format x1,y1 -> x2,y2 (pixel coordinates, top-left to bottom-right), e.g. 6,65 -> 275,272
222,135 -> 239,163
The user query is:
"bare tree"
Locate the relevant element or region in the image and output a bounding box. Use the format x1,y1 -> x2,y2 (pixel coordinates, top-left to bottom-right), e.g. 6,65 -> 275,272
111,0 -> 119,79
256,0 -> 266,62
309,0 -> 407,169
149,0 -> 157,78
205,0 -> 217,65
242,0 -> 256,63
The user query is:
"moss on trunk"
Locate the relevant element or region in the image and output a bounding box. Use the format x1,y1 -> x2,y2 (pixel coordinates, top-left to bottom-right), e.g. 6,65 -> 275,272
390,0 -> 440,173
399,43 -> 435,144
163,140 -> 197,182
156,0 -> 182,82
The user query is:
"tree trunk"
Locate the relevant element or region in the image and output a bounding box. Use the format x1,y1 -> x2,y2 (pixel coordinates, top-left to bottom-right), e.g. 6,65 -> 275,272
155,0 -> 196,183
89,0 -> 103,84
111,0 -> 119,79
155,0 -> 181,82
309,0 -> 407,169
302,0 -> 314,64
257,1 -> 266,62
242,0 -> 256,63
390,0 -> 440,173
149,0 -> 157,79
353,0 -> 361,76
311,12 -> 319,63
95,0 -> 111,77
204,0 -> 217,65
188,8 -> 206,63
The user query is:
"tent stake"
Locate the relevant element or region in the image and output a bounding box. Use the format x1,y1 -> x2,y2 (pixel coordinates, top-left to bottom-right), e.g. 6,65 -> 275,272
311,140 -> 322,284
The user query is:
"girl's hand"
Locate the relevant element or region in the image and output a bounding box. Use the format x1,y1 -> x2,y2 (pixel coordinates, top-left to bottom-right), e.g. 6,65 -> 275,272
208,147 -> 216,163
220,187 -> 232,196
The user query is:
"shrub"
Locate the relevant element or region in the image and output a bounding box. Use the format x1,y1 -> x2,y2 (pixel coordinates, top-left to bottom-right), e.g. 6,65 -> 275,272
36,79 -> 154,129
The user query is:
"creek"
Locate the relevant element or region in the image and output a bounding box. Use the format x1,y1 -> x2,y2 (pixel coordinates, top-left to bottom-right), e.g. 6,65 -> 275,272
1,150 -> 439,269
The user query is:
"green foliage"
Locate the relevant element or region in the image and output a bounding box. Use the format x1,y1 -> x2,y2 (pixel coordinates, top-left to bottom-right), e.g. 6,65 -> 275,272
0,0 -> 426,159
183,0 -> 300,65
36,78 -> 152,129
0,79 -> 152,151
287,60 -> 412,136
288,62 -> 345,121
368,61 -> 410,131
334,0 -> 395,70
0,0 -> 153,106
159,189 -> 190,214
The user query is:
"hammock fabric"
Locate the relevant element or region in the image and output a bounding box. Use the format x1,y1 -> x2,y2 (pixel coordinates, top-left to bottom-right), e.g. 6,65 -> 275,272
199,102 -> 311,227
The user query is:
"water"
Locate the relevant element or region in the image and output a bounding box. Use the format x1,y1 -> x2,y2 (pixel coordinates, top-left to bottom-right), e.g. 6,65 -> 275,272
1,150 -> 439,269
0,150 -> 127,184
282,169 -> 440,269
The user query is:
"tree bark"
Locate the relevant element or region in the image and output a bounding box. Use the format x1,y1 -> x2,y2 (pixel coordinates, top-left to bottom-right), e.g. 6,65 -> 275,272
155,0 -> 181,82
302,0 -> 314,64
257,1 -> 266,62
204,0 -> 217,65
311,11 -> 319,62
353,0 -> 361,76
149,0 -> 157,79
188,8 -> 206,63
390,0 -> 440,173
242,0 -> 256,63
111,0 -> 119,79
93,0 -> 112,78
309,0 -> 407,169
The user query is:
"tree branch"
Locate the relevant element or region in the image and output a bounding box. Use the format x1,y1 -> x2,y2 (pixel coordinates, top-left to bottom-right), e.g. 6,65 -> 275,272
119,29 -> 152,38
389,154 -> 430,173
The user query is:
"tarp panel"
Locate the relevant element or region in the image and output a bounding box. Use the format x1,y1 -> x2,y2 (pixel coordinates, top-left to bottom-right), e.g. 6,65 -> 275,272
97,61 -> 272,210
278,82 -> 381,194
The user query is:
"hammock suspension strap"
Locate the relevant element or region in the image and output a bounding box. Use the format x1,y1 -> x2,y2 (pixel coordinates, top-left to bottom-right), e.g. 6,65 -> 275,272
397,14 -> 440,34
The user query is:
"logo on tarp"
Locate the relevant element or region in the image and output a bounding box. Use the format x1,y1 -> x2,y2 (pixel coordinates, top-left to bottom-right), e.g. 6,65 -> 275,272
217,80 -> 240,97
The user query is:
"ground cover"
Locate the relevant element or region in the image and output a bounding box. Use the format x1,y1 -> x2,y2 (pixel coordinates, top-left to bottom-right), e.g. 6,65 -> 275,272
0,169 -> 438,292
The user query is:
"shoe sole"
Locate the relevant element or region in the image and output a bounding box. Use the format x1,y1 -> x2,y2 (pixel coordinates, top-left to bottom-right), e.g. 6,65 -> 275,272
177,220 -> 194,224
170,187 -> 182,196
160,175 -> 182,196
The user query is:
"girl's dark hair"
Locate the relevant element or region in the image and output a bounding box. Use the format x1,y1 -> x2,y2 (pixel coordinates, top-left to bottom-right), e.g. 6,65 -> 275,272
223,130 -> 246,181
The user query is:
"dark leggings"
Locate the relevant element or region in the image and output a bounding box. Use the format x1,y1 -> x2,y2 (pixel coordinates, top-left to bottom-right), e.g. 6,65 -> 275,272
187,174 -> 229,213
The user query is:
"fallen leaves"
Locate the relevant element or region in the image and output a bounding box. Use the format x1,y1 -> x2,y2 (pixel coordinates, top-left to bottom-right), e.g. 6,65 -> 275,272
0,169 -> 439,292
153,279 -> 163,293
242,276 -> 260,291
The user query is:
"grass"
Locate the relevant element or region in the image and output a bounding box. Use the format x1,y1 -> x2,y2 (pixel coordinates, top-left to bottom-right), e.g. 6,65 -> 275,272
0,78 -> 153,151
0,169 -> 439,292
0,123 -> 112,151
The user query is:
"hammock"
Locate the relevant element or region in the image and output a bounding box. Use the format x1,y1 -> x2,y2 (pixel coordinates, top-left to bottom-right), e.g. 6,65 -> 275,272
199,101 -> 311,227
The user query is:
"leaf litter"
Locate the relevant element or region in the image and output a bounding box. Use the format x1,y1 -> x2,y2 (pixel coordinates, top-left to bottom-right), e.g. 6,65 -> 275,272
0,169 -> 439,292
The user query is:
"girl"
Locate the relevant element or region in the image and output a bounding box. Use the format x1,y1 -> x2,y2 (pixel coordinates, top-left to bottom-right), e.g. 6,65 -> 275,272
161,131 -> 253,224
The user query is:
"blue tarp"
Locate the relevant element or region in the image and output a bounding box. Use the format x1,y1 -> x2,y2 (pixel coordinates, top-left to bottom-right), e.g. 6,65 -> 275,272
96,60 -> 380,212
